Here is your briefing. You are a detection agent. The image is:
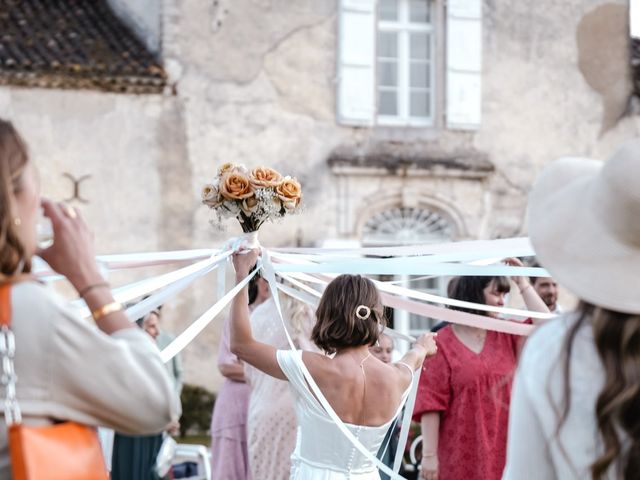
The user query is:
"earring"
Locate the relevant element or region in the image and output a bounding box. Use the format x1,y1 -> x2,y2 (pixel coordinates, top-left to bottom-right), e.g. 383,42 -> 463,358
13,217 -> 21,226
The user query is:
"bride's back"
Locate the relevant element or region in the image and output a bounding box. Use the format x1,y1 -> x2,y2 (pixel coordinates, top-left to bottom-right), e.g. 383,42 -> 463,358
305,351 -> 409,426
305,274 -> 411,427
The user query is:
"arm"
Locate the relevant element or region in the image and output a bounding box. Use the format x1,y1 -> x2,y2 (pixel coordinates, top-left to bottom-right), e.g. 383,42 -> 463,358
38,199 -> 135,334
394,333 -> 438,386
503,257 -> 550,318
50,299 -> 180,434
229,250 -> 286,380
219,362 -> 246,382
420,412 -> 440,480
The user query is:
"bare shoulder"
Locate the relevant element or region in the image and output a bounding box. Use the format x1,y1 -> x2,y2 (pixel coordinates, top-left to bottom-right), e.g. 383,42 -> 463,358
390,361 -> 414,390
301,350 -> 332,373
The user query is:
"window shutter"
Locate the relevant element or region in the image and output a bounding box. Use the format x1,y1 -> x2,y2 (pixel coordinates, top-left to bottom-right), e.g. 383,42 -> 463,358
337,0 -> 376,126
446,0 -> 482,130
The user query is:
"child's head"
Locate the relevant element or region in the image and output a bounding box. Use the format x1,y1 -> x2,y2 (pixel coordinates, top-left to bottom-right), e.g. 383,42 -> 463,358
369,333 -> 394,364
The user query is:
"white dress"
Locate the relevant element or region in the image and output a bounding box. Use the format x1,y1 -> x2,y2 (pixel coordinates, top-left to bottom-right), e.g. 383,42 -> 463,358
276,349 -> 410,480
245,299 -> 299,479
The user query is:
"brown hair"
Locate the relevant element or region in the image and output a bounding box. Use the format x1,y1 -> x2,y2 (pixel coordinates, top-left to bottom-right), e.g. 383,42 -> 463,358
311,274 -> 386,354
555,302 -> 640,478
0,119 -> 31,280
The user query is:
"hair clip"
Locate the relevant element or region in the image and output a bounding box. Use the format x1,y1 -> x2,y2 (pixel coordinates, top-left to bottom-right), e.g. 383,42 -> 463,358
355,305 -> 371,320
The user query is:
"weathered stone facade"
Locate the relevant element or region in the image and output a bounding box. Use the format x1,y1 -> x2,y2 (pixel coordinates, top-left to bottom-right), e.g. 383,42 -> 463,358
1,0 -> 637,392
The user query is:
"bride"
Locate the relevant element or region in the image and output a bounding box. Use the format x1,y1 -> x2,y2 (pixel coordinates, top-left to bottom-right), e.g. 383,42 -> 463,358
229,250 -> 438,479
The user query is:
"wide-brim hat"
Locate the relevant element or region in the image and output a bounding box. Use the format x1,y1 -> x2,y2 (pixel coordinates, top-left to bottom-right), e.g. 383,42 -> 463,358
527,140 -> 640,314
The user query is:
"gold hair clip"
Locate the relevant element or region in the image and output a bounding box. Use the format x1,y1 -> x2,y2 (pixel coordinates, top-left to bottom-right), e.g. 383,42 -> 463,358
355,305 -> 371,320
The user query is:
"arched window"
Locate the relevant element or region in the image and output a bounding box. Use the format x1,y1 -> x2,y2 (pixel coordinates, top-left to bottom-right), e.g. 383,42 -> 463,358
362,206 -> 453,246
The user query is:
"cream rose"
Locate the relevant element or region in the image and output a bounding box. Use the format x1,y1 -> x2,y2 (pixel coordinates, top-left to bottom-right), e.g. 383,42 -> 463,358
218,162 -> 237,176
219,172 -> 254,200
201,183 -> 221,206
275,177 -> 302,210
240,196 -> 259,216
250,167 -> 283,188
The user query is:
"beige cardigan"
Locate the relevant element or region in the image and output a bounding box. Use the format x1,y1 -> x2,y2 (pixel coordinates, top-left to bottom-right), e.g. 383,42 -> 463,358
0,281 -> 181,478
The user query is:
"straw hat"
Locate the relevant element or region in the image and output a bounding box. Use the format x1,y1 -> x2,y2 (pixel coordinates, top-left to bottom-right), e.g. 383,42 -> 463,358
527,140 -> 640,314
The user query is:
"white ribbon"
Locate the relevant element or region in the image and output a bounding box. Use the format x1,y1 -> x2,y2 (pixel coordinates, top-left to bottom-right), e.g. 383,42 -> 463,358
160,266 -> 259,363
278,270 -> 553,320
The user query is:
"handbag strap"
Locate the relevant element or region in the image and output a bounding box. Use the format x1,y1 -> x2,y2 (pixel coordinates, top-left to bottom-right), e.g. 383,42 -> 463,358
0,283 -> 21,425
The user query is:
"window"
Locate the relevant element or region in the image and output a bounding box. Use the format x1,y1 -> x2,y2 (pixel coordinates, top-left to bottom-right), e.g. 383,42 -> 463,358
337,0 -> 482,130
377,0 -> 435,125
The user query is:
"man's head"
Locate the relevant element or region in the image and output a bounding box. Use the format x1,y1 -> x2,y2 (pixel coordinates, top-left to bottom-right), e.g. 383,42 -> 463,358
530,262 -> 559,311
143,310 -> 160,340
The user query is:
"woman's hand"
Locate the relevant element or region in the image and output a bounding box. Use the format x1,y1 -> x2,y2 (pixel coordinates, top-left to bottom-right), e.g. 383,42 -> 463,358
232,249 -> 260,280
421,454 -> 438,480
37,199 -> 103,292
415,333 -> 438,357
503,257 -> 529,290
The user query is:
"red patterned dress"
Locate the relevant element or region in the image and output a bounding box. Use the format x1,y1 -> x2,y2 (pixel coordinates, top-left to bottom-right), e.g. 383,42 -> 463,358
413,324 -> 527,480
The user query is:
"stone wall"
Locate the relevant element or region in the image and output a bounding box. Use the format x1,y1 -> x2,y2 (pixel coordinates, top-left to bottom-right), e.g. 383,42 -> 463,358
2,0 -> 639,392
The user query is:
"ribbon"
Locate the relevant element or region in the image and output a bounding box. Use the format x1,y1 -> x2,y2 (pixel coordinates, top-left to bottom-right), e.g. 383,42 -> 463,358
279,270 -> 552,320
73,251 -> 231,319
160,266 -> 259,363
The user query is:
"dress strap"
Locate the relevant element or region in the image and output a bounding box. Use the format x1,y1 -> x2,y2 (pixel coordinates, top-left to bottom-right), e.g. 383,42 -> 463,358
396,361 -> 415,381
358,352 -> 372,425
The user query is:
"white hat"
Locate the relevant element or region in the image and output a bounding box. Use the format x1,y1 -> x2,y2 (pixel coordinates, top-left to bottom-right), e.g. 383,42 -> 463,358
527,140 -> 640,314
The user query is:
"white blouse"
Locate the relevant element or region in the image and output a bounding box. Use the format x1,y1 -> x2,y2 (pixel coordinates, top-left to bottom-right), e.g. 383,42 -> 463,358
503,314 -> 621,479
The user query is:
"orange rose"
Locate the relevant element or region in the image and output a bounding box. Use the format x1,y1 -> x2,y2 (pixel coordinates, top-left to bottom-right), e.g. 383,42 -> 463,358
250,167 -> 283,188
276,177 -> 302,210
220,172 -> 254,200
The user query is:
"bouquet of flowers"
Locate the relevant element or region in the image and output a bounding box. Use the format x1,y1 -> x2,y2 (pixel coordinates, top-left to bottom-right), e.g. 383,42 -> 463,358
202,163 -> 302,234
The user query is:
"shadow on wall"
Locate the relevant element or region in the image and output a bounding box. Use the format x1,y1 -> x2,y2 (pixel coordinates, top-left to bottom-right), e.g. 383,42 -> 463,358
576,3 -> 633,135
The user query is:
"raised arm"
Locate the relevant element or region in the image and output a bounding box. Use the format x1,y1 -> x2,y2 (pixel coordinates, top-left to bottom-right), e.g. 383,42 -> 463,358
228,249 -> 286,380
394,333 -> 438,385
504,257 -> 550,319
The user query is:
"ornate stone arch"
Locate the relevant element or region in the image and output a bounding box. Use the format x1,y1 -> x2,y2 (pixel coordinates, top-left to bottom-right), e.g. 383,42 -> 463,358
355,191 -> 467,245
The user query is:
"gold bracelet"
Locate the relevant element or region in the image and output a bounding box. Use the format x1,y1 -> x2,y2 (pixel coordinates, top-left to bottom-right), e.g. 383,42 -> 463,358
92,302 -> 123,321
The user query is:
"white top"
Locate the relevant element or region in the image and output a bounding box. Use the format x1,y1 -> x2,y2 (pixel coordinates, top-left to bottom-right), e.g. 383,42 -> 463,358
0,282 -> 181,479
277,349 -> 410,480
503,314 -> 620,479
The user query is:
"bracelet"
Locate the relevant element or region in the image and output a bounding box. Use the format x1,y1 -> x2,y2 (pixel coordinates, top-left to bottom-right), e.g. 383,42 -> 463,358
422,452 -> 437,458
78,281 -> 110,298
92,302 -> 123,321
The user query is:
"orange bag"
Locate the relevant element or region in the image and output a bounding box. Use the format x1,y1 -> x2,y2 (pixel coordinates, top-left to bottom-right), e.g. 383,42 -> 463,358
0,284 -> 109,480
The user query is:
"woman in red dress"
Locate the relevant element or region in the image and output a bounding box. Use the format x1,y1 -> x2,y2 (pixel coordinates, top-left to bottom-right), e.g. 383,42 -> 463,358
413,258 -> 549,480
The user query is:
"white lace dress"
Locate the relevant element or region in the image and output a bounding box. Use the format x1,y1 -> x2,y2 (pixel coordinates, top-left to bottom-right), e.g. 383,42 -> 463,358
276,349 -> 411,480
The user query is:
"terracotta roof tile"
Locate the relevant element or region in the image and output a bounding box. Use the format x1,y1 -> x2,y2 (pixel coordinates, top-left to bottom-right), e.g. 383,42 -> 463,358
0,0 -> 166,93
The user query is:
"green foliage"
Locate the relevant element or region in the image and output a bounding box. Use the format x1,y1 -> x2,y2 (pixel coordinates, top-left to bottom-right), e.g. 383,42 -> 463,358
179,384 -> 216,438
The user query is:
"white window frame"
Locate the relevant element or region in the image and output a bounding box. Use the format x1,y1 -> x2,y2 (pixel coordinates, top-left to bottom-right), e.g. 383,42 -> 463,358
376,0 -> 436,127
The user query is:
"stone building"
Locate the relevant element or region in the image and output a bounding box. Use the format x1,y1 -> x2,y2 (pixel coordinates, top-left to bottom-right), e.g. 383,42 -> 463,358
0,0 -> 637,391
